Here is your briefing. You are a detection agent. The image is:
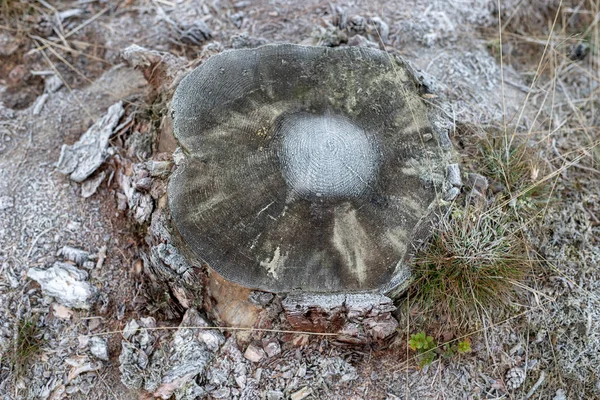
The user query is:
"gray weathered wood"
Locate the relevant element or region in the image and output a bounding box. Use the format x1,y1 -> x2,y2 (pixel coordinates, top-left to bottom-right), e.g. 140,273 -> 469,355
169,44 -> 455,294
56,101 -> 124,182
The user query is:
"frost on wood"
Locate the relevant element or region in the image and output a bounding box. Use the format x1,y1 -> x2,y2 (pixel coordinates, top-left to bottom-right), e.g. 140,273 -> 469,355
117,162 -> 158,224
282,292 -> 398,342
56,101 -> 124,182
121,44 -> 187,92
27,262 -> 97,309
169,44 -> 456,295
144,242 -> 202,309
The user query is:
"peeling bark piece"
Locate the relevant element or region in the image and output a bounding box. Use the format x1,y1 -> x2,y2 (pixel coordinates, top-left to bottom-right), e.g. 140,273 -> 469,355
121,44 -> 187,92
27,262 -> 97,309
146,243 -> 202,310
118,167 -> 154,224
282,292 -> 398,342
282,293 -> 346,333
169,44 -> 456,295
56,101 -> 124,182
66,360 -> 102,383
57,246 -> 90,266
81,170 -> 106,198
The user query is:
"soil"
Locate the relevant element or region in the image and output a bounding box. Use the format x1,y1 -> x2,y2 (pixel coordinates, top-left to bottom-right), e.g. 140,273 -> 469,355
1,1 -> 599,399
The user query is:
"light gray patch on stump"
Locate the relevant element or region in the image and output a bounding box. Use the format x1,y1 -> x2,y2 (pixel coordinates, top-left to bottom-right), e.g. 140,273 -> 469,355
169,44 -> 455,293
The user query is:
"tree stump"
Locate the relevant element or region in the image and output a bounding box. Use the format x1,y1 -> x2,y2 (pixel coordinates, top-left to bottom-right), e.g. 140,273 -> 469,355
166,44 -> 457,342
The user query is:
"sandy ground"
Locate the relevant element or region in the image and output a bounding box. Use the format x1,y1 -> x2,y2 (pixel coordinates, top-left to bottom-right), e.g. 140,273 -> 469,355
1,0 -> 599,399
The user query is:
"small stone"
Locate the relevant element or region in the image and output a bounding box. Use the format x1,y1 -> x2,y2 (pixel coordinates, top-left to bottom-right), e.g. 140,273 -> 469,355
369,17 -> 389,41
0,195 -> 14,211
122,319 -> 140,340
347,34 -> 379,48
466,173 -> 489,195
234,374 -> 246,389
290,387 -> 312,400
52,303 -> 73,320
446,163 -> 462,187
262,338 -> 281,358
139,316 -> 156,329
145,160 -> 172,178
210,387 -> 231,399
78,335 -> 89,349
266,390 -> 284,400
44,74 -> 63,93
244,342 -> 266,362
82,261 -> 96,270
173,147 -> 185,165
89,336 -> 109,361
88,318 -> 102,332
553,389 -> 567,400
505,367 -> 526,389
444,186 -> 460,201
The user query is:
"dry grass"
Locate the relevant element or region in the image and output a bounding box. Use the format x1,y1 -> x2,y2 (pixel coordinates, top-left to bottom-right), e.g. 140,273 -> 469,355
410,204 -> 532,333
7,317 -> 44,378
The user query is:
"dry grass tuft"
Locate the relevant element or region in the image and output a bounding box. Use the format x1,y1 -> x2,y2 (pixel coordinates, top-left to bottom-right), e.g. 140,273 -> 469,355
410,202 -> 532,332
8,317 -> 44,377
408,126 -> 550,334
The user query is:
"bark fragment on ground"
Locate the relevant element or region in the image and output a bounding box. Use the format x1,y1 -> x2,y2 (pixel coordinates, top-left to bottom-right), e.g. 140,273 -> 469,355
56,101 -> 124,183
27,262 -> 97,309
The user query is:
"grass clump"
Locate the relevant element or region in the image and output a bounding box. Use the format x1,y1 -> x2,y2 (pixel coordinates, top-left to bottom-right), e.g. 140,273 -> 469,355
409,128 -> 546,333
9,317 -> 44,377
477,133 -> 548,207
411,205 -> 530,331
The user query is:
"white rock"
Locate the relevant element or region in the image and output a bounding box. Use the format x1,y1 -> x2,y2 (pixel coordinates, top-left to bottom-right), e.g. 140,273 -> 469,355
553,389 -> 567,400
27,262 -> 97,309
89,336 -> 109,361
446,163 -> 462,187
505,366 -> 526,389
262,338 -> 281,358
